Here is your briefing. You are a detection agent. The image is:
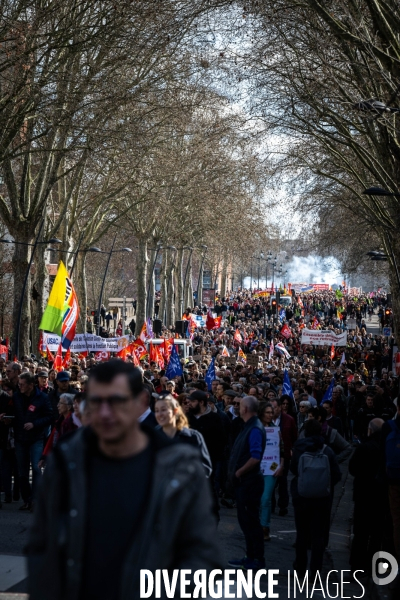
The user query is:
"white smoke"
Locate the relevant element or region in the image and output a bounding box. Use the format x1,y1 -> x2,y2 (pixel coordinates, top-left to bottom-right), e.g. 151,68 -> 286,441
243,255 -> 342,288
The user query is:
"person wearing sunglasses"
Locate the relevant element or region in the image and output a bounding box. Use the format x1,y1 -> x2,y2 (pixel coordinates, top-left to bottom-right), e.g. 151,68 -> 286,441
26,360 -> 222,600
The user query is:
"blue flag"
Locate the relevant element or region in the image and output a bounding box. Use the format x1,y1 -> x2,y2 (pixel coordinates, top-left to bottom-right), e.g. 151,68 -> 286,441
165,344 -> 183,379
321,377 -> 335,404
282,369 -> 294,400
205,357 -> 216,391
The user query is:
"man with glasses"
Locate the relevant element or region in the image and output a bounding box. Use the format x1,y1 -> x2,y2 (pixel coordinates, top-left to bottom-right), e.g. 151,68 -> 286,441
27,360 -> 222,600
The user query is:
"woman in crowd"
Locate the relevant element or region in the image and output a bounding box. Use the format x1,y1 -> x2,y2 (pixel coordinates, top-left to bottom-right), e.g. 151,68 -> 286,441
155,394 -> 212,476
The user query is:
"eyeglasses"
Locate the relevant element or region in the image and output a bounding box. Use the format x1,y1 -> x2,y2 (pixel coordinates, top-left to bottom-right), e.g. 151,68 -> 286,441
88,395 -> 132,407
233,402 -> 241,406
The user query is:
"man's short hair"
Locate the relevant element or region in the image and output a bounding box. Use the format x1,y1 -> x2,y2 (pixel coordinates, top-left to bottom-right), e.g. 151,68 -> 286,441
304,419 -> 322,437
88,360 -> 144,398
19,372 -> 35,385
242,395 -> 259,414
9,363 -> 22,373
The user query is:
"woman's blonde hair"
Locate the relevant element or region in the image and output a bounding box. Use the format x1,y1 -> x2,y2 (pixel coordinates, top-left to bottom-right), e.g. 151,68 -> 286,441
156,394 -> 188,431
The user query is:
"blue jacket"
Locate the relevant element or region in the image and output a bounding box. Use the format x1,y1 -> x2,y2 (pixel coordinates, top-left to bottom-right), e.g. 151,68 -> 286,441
13,387 -> 53,443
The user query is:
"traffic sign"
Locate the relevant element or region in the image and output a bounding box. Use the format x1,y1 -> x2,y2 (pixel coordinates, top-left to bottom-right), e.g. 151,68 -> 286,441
383,327 -> 392,337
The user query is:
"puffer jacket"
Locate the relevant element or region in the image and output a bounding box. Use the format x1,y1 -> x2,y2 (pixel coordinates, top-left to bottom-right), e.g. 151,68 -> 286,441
26,425 -> 223,600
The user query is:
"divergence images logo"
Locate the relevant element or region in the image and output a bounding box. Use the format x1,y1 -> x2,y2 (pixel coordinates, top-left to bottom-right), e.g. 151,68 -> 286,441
372,551 -> 398,586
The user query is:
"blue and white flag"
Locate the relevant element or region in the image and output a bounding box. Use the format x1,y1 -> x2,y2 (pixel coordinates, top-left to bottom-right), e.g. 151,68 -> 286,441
165,344 -> 183,379
279,308 -> 286,321
321,377 -> 335,404
282,369 -> 294,399
205,357 -> 216,391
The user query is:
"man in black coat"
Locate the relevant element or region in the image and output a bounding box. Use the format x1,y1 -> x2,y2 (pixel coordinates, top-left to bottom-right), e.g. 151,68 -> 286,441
349,418 -> 388,573
290,419 -> 341,577
13,372 -> 52,510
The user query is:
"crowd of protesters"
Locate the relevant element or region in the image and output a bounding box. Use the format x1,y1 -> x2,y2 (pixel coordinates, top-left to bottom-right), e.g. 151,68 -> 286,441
0,287 -> 399,596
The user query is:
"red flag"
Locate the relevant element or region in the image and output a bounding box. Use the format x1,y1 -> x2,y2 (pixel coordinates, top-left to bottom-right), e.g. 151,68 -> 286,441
117,346 -> 128,361
62,347 -> 71,368
53,344 -> 63,372
46,345 -> 55,363
220,345 -> 229,357
234,329 -> 242,345
38,331 -> 46,356
154,344 -> 165,369
139,322 -> 148,342
206,310 -> 216,331
149,342 -> 157,364
214,316 -> 222,328
330,344 -> 335,360
95,350 -> 110,361
132,338 -> 148,361
280,324 -> 292,339
78,351 -> 88,359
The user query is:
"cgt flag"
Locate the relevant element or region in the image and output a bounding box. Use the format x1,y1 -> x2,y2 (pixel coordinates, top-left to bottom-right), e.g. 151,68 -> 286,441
165,344 -> 183,379
205,357 -> 216,391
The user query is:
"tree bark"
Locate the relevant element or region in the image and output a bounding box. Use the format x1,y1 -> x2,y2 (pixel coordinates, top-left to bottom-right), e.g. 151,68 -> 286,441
136,239 -> 148,329
74,251 -> 88,334
220,253 -> 228,298
176,247 -> 184,318
167,251 -> 176,327
184,253 -> 193,310
31,244 -> 47,355
11,226 -> 33,358
159,250 -> 168,324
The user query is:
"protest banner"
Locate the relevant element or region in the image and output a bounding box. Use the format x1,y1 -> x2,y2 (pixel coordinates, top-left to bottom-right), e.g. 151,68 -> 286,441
300,329 -> 347,346
43,332 -> 130,353
260,427 -> 281,475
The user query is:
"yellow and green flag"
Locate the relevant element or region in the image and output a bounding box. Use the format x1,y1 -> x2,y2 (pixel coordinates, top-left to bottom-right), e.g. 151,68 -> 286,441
39,261 -> 69,335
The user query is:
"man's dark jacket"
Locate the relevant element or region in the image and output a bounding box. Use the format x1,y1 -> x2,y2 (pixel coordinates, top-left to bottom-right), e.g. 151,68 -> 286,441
227,415 -> 266,484
13,387 -> 52,443
290,435 -> 341,499
26,425 -> 223,600
279,412 -> 298,460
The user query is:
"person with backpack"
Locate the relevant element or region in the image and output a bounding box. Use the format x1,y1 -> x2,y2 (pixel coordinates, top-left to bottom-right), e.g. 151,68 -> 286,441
381,402 -> 400,562
290,419 -> 341,578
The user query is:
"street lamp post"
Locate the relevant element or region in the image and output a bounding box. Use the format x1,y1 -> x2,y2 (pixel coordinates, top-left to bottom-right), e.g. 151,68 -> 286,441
0,221 -> 63,358
88,236 -> 133,335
